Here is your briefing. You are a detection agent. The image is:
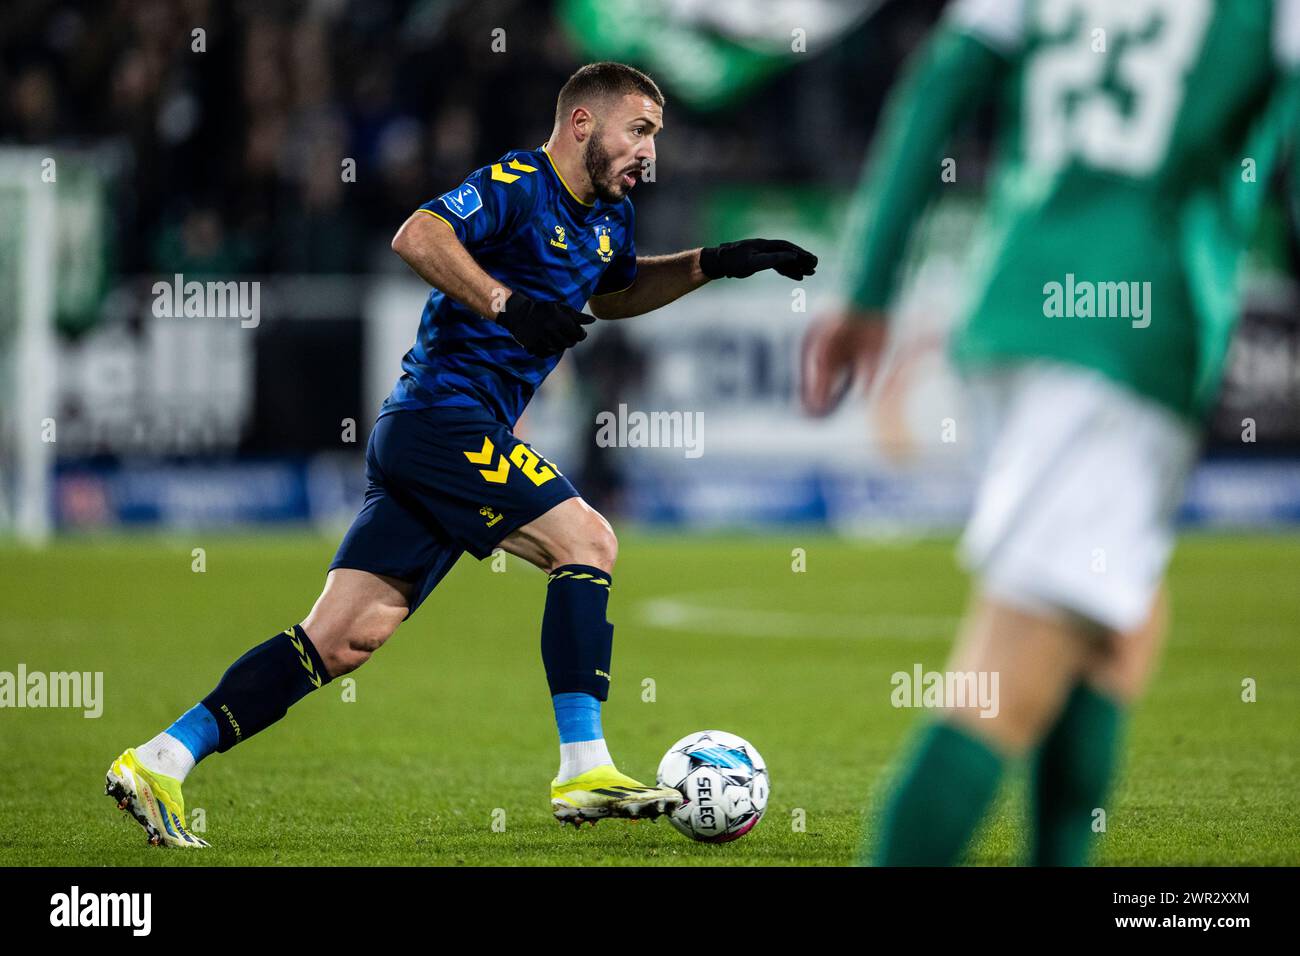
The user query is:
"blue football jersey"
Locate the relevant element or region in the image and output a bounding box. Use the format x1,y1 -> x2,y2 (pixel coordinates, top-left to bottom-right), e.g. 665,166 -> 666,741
383,146 -> 638,426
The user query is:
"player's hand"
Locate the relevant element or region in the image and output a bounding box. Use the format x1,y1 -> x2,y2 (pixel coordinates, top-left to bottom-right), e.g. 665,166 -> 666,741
699,238 -> 818,281
800,309 -> 889,417
496,291 -> 595,358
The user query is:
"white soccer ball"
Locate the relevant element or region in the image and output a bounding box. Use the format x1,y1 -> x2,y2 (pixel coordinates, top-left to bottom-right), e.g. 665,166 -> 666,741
656,730 -> 769,843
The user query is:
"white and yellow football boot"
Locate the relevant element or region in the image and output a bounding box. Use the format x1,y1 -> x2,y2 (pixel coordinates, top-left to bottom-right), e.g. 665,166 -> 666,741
551,764 -> 683,827
105,748 -> 209,848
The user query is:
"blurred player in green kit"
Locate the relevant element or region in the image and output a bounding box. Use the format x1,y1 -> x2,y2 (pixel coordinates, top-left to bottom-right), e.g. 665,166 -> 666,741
803,0 -> 1300,865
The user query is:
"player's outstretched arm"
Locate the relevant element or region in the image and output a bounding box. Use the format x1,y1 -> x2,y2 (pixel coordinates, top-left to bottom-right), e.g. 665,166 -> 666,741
588,249 -> 704,320
589,239 -> 817,320
391,211 -> 592,356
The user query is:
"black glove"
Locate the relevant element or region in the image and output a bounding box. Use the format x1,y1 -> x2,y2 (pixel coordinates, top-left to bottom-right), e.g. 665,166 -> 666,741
496,291 -> 595,358
699,238 -> 818,281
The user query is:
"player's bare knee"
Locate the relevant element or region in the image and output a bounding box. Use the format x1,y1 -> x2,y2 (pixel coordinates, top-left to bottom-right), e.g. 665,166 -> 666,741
1087,644 -> 1146,704
305,603 -> 402,677
546,511 -> 617,572
322,630 -> 387,676
953,685 -> 1060,756
946,707 -> 1024,758
348,605 -> 403,662
303,622 -> 352,677
1014,685 -> 1075,748
589,517 -> 618,570
576,515 -> 618,571
330,642 -> 374,676
1087,597 -> 1167,704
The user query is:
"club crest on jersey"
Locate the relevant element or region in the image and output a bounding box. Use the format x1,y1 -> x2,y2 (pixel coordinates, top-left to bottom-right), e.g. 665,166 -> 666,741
550,224 -> 568,250
594,225 -> 613,263
439,184 -> 483,220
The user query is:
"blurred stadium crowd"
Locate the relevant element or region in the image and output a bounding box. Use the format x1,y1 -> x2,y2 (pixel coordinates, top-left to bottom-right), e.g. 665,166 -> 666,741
0,0 -> 953,273
4,0 -> 1298,534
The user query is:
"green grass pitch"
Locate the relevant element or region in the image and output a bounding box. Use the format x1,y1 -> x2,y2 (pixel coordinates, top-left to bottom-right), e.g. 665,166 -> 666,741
1,531 -> 1297,866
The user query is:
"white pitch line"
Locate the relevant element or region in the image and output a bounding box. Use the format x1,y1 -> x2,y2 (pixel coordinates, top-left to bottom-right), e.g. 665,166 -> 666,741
634,589 -> 960,640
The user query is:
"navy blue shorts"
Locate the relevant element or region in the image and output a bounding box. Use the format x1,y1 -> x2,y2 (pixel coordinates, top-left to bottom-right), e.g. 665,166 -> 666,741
330,404 -> 579,614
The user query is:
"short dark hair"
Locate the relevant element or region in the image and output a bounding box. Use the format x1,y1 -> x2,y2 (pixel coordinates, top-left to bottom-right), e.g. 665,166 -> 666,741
555,61 -> 664,126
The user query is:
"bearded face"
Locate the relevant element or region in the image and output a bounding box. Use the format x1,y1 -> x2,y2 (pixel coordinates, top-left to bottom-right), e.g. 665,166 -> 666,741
583,122 -> 640,203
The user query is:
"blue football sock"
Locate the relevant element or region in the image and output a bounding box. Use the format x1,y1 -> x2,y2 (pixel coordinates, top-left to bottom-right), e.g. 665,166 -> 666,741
165,703 -> 221,763
552,692 -> 603,744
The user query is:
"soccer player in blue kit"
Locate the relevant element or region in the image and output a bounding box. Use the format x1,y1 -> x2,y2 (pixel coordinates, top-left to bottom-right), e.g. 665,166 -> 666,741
105,62 -> 816,845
